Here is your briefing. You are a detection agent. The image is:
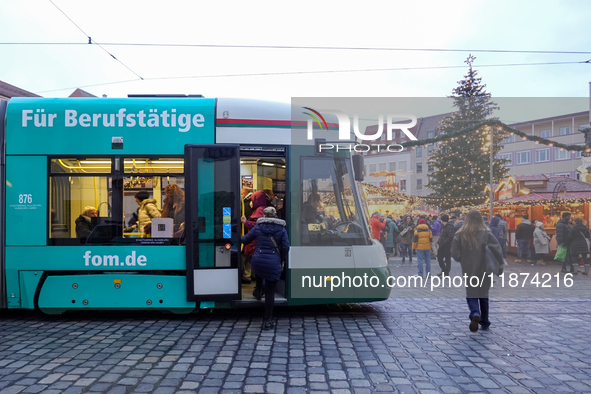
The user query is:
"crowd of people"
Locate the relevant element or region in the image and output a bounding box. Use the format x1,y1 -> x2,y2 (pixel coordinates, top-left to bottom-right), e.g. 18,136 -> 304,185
370,208 -> 591,332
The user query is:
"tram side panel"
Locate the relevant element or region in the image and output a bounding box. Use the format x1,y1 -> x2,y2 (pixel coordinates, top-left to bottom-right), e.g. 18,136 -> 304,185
3,97 -> 217,313
0,100 -> 7,309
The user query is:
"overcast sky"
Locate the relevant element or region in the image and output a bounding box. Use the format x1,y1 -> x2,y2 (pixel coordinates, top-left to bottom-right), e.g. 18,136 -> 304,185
1,0 -> 590,104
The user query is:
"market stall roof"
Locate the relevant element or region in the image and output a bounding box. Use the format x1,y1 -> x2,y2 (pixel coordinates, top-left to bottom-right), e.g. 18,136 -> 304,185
514,175 -> 591,193
497,191 -> 591,203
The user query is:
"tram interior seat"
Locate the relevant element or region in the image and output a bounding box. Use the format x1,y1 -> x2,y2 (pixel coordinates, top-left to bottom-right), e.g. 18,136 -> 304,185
85,220 -> 122,244
51,223 -> 69,238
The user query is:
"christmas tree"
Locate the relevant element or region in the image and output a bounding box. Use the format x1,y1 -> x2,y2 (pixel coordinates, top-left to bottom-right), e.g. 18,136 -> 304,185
427,54 -> 509,210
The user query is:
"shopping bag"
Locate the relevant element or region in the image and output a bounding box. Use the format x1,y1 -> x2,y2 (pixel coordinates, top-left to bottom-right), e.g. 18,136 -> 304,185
554,245 -> 567,262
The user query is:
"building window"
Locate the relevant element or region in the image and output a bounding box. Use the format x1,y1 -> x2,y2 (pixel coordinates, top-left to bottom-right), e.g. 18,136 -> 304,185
576,149 -> 582,159
577,172 -> 581,180
499,153 -> 512,166
392,131 -> 397,139
535,149 -> 550,163
389,162 -> 396,171
555,147 -> 570,160
555,172 -> 571,177
369,164 -> 377,173
541,129 -> 551,138
504,135 -> 514,144
516,151 -> 530,164
428,162 -> 434,172
400,179 -> 406,191
559,126 -> 571,136
428,144 -> 435,156
416,163 -> 423,174
379,162 -> 386,171
427,131 -> 435,139
416,147 -> 422,157
399,161 -> 407,172
416,179 -> 423,189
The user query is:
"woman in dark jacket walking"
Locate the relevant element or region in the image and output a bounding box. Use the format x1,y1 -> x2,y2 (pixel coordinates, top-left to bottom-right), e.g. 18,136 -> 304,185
241,206 -> 290,330
451,210 -> 503,332
566,217 -> 590,275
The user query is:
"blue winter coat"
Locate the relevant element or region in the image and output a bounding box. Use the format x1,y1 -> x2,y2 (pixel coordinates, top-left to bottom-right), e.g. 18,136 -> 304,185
384,218 -> 399,247
431,219 -> 442,236
489,216 -> 501,240
241,217 -> 290,281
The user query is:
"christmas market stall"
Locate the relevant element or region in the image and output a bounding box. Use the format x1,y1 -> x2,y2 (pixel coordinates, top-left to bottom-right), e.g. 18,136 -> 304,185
361,182 -> 420,219
482,174 -> 591,254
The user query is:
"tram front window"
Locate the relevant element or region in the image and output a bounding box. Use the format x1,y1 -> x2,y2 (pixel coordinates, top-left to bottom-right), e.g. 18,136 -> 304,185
300,157 -> 369,246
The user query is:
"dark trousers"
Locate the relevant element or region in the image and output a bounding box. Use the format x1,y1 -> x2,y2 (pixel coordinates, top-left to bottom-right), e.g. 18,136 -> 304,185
437,248 -> 452,275
256,277 -> 278,320
467,298 -> 490,328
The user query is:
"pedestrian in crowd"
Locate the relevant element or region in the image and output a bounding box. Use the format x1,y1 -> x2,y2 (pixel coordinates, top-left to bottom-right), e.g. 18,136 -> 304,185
482,215 -> 489,226
384,215 -> 399,259
489,216 -> 502,244
451,210 -> 503,332
241,206 -> 290,330
529,220 -> 538,262
533,221 -> 551,266
399,215 -> 415,264
567,217 -> 590,275
455,214 -> 465,229
436,214 -> 457,277
496,214 -> 509,259
431,215 -> 442,260
412,219 -> 432,277
515,215 -> 535,264
556,212 -> 572,273
371,212 -> 386,244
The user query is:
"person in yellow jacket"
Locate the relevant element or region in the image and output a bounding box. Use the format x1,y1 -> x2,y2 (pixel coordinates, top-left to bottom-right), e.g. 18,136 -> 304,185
412,218 -> 433,277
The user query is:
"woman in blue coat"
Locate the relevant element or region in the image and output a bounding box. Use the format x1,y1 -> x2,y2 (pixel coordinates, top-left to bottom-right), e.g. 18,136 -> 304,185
241,206 -> 290,330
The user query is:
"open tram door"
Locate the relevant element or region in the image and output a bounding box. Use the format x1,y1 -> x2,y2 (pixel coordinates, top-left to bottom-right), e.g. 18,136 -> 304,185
184,144 -> 241,302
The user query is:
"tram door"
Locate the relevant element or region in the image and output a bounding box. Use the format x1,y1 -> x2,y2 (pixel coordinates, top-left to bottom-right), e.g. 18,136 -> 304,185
184,145 -> 241,301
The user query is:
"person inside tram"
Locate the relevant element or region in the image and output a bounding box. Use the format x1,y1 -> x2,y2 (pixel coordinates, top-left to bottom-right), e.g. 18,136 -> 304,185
161,184 -> 186,233
75,206 -> 98,239
302,193 -> 322,224
135,191 -> 161,237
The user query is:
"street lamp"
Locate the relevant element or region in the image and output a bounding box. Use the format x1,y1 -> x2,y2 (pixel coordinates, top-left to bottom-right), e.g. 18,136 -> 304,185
482,126 -> 493,219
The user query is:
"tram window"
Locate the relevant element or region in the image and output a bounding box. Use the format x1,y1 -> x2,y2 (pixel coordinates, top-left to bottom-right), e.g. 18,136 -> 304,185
51,158 -> 112,174
300,157 -> 369,246
123,158 -> 184,174
49,176 -> 112,242
123,176 -> 185,238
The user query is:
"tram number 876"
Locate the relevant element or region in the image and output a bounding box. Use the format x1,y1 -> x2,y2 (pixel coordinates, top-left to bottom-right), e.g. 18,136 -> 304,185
18,194 -> 33,204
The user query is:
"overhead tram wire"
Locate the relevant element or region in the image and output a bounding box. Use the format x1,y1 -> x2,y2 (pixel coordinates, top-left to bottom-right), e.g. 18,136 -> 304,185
36,59 -> 589,94
47,0 -> 144,81
3,41 -> 591,56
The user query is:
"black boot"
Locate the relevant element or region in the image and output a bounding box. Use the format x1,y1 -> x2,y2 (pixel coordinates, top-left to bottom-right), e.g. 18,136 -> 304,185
253,287 -> 262,301
263,318 -> 275,330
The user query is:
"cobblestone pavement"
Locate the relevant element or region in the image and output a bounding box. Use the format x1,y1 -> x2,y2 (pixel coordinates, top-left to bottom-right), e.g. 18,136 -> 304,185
0,258 -> 590,394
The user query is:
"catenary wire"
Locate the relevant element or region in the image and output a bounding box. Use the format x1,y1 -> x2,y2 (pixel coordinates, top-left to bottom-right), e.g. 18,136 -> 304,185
36,60 -> 588,94
2,41 -> 591,55
47,0 -> 144,80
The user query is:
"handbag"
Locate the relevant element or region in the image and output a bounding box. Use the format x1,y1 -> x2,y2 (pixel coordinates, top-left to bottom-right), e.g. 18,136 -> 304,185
268,235 -> 287,280
578,230 -> 591,251
554,245 -> 567,262
482,243 -> 503,276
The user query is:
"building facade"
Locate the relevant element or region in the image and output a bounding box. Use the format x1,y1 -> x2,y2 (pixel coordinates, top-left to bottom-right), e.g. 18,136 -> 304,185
502,111 -> 590,180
